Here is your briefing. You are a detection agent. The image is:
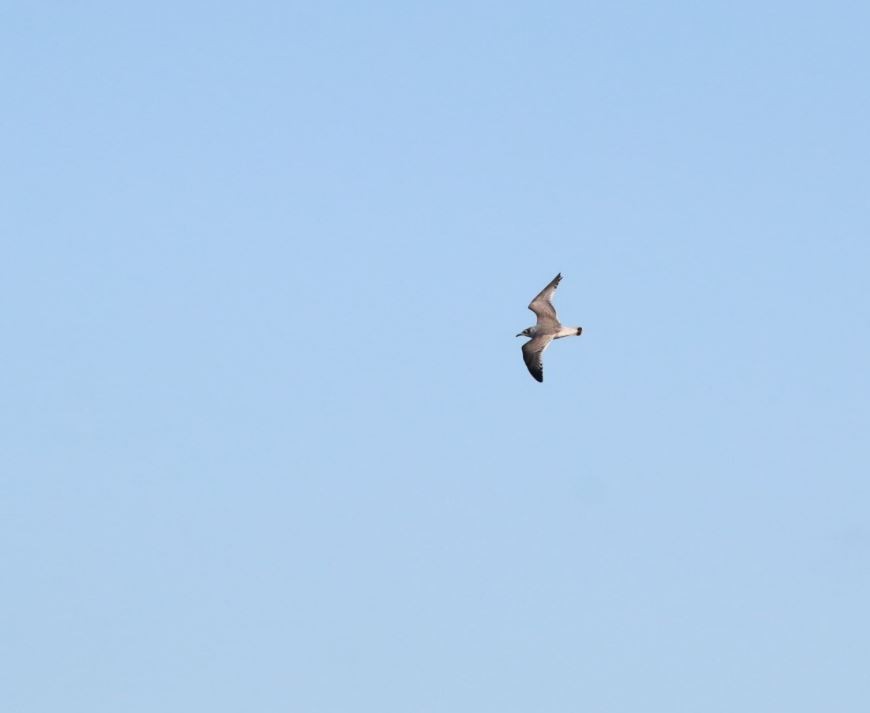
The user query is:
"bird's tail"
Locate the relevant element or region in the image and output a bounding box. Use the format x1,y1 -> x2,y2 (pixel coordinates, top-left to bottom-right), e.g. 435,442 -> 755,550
555,326 -> 583,338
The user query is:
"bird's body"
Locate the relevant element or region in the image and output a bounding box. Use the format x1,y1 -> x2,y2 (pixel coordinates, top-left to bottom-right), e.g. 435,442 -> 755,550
516,273 -> 582,382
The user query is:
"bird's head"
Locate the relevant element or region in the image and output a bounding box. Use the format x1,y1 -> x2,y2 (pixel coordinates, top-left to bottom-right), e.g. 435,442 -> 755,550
516,327 -> 533,338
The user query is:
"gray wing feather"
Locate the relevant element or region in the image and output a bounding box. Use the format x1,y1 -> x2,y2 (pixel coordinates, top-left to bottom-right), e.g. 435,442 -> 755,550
528,273 -> 562,327
521,334 -> 554,383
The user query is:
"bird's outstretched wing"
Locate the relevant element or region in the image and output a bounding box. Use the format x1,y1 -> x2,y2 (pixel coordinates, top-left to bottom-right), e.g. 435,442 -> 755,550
528,273 -> 562,327
521,334 -> 554,383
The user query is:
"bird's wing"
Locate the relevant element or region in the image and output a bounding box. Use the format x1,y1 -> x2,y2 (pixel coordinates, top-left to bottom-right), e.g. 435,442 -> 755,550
528,273 -> 562,327
521,334 -> 554,383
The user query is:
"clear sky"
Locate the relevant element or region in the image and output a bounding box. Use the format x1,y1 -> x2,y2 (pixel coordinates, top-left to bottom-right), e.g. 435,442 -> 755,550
3,2 -> 869,711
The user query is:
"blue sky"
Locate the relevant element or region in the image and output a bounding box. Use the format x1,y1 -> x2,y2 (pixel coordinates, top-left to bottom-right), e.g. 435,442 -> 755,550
3,2 -> 869,711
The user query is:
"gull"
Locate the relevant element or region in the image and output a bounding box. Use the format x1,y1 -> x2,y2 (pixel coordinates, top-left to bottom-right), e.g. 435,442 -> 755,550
516,273 -> 582,382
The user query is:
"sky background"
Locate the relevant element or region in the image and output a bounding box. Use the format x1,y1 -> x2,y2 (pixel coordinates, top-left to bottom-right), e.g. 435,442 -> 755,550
3,2 -> 869,711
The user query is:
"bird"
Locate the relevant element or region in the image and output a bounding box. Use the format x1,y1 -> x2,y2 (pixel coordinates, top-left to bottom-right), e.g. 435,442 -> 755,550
516,273 -> 582,382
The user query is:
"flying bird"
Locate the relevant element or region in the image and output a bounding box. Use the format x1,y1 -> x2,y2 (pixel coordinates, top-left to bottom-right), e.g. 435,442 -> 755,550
516,273 -> 582,382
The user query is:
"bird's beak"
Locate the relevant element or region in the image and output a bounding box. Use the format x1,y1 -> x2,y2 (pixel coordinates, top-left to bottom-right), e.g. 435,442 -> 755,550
515,332 -> 523,337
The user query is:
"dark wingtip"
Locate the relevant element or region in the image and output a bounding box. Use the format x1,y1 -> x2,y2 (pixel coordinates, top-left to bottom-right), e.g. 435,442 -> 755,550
577,327 -> 583,335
